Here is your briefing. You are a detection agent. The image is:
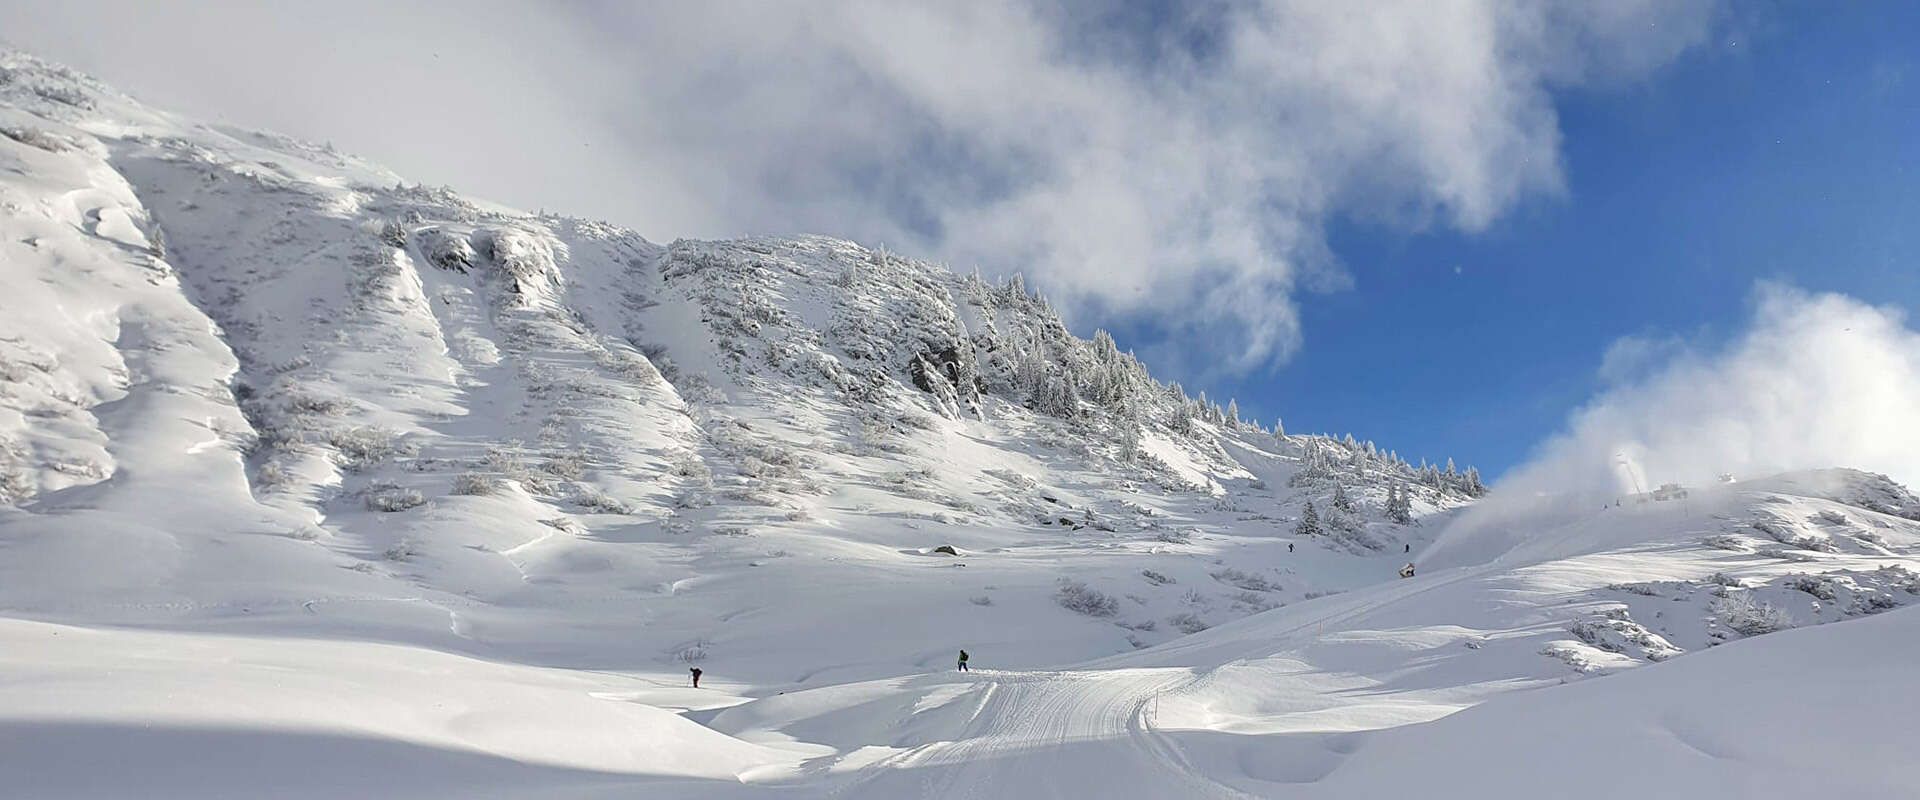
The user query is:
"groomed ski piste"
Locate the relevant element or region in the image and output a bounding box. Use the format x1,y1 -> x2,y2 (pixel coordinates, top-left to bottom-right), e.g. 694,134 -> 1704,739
3,50 -> 1918,798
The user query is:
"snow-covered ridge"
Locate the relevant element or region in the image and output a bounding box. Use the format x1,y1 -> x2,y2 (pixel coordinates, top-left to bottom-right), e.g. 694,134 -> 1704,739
0,48 -> 1477,672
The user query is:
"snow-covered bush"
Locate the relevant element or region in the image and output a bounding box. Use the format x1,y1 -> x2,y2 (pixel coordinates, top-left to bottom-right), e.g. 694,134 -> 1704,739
1712,592 -> 1792,636
1056,579 -> 1119,617
0,126 -> 68,152
452,472 -> 501,496
365,484 -> 426,512
1140,569 -> 1176,586
417,227 -> 475,272
969,595 -> 994,607
373,218 -> 409,248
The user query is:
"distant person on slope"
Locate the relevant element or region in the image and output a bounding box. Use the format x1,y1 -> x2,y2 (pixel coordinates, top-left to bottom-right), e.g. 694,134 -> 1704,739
689,667 -> 703,688
1405,543 -> 1411,554
957,649 -> 970,672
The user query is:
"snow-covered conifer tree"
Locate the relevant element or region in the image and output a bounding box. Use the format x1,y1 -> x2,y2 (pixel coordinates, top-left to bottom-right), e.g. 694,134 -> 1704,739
1296,500 -> 1323,536
1332,482 -> 1354,513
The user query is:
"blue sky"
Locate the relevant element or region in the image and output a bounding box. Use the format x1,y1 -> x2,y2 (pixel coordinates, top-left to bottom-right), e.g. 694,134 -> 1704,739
1179,1 -> 1920,478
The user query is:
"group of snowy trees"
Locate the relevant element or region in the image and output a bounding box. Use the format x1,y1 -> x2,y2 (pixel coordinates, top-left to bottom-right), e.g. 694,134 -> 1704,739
971,272 -> 1277,444
1290,436 -> 1486,500
935,268 -> 1495,502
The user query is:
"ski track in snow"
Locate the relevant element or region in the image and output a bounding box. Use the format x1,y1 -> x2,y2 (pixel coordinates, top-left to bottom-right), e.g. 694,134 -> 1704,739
825,669 -> 1250,800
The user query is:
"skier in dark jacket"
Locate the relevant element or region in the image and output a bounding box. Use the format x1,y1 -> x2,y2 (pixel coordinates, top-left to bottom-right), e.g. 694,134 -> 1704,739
689,667 -> 703,688
957,650 -> 970,671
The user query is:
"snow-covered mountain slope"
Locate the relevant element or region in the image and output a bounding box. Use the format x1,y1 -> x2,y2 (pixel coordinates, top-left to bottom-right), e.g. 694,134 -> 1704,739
4,50 -> 1918,799
4,469 -> 1916,798
0,49 -> 1483,684
687,469 -> 1920,797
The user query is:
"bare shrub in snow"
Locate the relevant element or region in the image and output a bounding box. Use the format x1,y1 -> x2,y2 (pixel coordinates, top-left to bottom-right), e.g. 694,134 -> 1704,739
1140,569 -> 1176,586
1231,591 -> 1278,612
452,472 -> 501,496
1702,534 -> 1749,551
673,638 -> 711,663
576,488 -> 633,515
1155,528 -> 1193,544
330,426 -> 403,471
383,541 -> 418,560
1786,574 -> 1837,601
1056,579 -> 1119,617
254,461 -> 289,490
286,392 -> 353,416
1712,592 -> 1792,636
1167,612 -> 1210,634
1210,568 -> 1275,592
969,595 -> 994,607
365,484 -> 426,512
542,453 -> 587,481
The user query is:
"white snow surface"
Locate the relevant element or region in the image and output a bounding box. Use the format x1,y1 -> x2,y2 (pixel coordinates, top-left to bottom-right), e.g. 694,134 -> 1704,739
3,50 -> 1919,798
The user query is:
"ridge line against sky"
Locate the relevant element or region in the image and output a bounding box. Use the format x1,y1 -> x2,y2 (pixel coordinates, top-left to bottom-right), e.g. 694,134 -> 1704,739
5,1 -> 1919,481
0,0 -> 1720,377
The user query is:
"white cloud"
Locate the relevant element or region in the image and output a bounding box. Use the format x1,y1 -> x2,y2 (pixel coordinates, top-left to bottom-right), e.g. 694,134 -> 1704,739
1428,280 -> 1920,567
1527,284 -> 1920,494
0,0 -> 1717,375
1596,332 -> 1689,386
1432,284 -> 1920,567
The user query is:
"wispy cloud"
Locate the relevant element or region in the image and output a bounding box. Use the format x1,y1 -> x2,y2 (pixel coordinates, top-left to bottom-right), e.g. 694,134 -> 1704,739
0,0 -> 1717,374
